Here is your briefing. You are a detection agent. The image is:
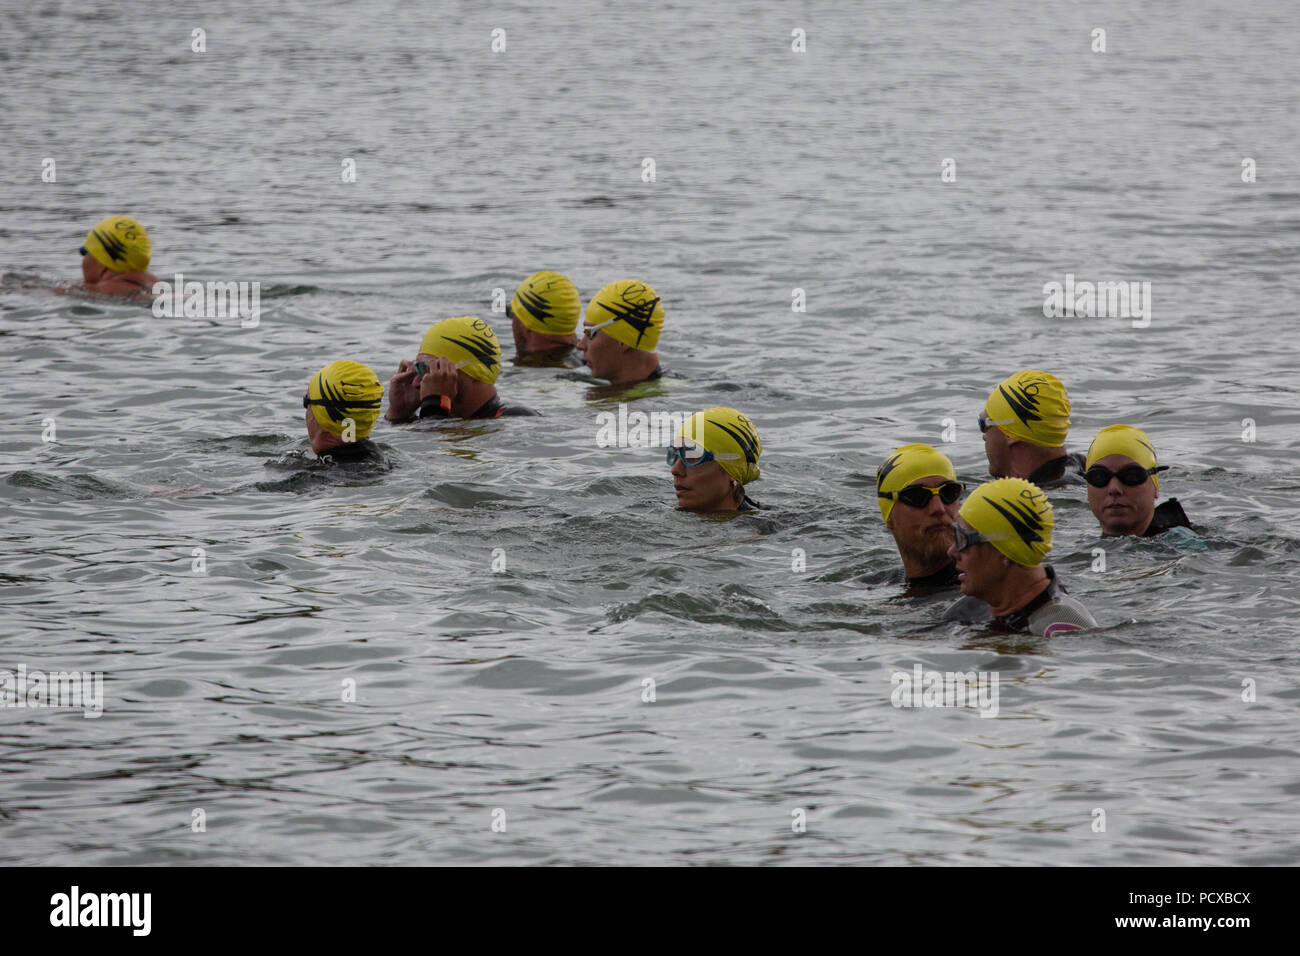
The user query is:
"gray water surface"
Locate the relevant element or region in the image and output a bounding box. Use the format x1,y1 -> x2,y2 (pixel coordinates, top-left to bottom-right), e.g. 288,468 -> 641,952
1,0 -> 1298,865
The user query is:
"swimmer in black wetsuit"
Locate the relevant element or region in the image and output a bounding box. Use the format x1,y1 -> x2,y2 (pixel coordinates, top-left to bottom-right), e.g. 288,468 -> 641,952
577,279 -> 670,386
1085,424 -> 1193,537
980,369 -> 1086,488
79,216 -> 158,298
385,316 -> 539,423
304,360 -> 387,466
508,271 -> 583,368
875,443 -> 965,588
666,408 -> 763,513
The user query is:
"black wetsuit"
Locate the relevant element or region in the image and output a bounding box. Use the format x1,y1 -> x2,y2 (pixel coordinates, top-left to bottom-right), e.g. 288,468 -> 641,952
317,438 -> 386,467
738,494 -> 763,511
417,395 -> 540,420
1142,498 -> 1193,536
1026,452 -> 1088,489
852,560 -> 960,589
907,560 -> 961,589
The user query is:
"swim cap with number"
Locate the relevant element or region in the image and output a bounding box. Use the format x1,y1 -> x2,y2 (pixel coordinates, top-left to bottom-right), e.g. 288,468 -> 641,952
83,216 -> 151,273
958,477 -> 1055,567
419,316 -> 502,384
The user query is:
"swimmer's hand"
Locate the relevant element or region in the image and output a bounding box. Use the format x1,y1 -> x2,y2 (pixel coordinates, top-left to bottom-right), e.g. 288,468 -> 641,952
419,356 -> 460,403
385,359 -> 422,422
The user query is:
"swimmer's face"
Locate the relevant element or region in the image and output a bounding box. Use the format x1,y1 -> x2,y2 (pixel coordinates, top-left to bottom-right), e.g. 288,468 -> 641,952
578,326 -> 621,380
948,517 -> 1002,598
670,454 -> 738,513
1088,453 -> 1157,536
982,415 -> 1012,478
886,474 -> 958,564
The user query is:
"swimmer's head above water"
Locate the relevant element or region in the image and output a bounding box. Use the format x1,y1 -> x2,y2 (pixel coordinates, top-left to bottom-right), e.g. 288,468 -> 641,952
509,271 -> 580,360
304,360 -> 384,455
980,369 -> 1073,480
667,407 -> 761,513
877,443 -> 963,580
80,216 -> 158,297
949,477 -> 1055,606
578,279 -> 664,386
386,316 -> 519,421
1085,424 -> 1169,537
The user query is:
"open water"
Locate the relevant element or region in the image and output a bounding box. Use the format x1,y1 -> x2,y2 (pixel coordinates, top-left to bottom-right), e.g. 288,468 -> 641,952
1,0 -> 1298,864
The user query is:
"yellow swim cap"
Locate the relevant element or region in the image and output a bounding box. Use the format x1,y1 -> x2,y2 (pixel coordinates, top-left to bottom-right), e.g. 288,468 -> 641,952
958,478 -> 1054,567
306,360 -> 384,439
511,271 -> 581,335
586,279 -> 664,351
985,370 -> 1072,447
418,316 -> 502,385
1087,424 -> 1161,491
677,407 -> 762,485
83,216 -> 151,273
876,443 -> 958,522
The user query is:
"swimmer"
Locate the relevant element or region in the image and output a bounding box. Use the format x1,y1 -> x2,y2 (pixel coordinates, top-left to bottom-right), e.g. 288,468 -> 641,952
980,370 -> 1085,487
946,478 -> 1097,636
79,216 -> 158,297
303,360 -> 387,465
385,316 -> 538,422
508,271 -> 582,367
1085,424 -> 1193,537
667,407 -> 762,513
578,279 -> 668,386
876,443 -> 965,587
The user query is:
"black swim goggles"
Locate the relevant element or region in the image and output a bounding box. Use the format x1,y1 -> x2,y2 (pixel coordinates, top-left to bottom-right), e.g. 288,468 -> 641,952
879,481 -> 964,509
303,393 -> 381,423
952,525 -> 997,552
79,246 -> 88,256
1084,464 -> 1168,488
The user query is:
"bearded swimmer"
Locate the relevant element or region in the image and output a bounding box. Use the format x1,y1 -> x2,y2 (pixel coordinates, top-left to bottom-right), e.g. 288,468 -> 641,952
980,370 -> 1085,488
508,270 -> 582,368
385,316 -> 539,422
666,408 -> 762,513
875,443 -> 965,588
946,478 -> 1097,637
78,216 -> 158,297
303,360 -> 387,466
1085,425 -> 1193,538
